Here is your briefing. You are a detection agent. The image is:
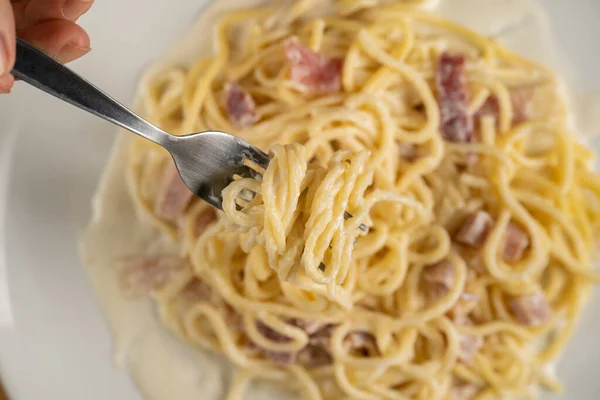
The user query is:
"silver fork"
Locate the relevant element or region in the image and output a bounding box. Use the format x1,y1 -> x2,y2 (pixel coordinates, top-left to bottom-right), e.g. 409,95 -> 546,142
12,39 -> 365,229
12,38 -> 270,210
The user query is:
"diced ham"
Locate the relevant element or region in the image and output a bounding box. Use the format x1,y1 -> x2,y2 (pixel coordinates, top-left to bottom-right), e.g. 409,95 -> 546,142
247,319 -> 336,366
503,222 -> 530,262
289,318 -> 328,336
474,88 -> 533,129
155,163 -> 194,222
475,94 -> 500,120
450,381 -> 479,400
454,315 -> 482,362
248,321 -> 295,365
284,36 -> 343,95
458,334 -> 482,362
179,278 -> 217,304
423,260 -> 456,300
308,323 -> 337,348
223,81 -> 259,128
510,292 -> 552,327
118,256 -> 188,297
246,342 -> 297,365
195,209 -> 217,237
436,52 -> 474,143
343,331 -> 380,356
466,254 -> 485,273
398,142 -> 421,162
256,320 -> 292,343
510,87 -> 533,125
297,344 -> 333,368
449,291 -> 480,318
455,210 -> 494,249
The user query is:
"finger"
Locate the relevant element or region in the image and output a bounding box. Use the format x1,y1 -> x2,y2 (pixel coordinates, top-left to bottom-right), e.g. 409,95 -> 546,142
13,0 -> 94,29
18,19 -> 90,63
0,0 -> 16,82
0,75 -> 15,93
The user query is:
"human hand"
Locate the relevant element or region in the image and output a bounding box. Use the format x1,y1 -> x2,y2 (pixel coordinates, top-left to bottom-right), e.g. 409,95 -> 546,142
0,0 -> 93,93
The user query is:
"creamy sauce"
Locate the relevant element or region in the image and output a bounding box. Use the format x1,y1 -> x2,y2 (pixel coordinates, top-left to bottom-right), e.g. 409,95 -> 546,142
80,1 -> 600,399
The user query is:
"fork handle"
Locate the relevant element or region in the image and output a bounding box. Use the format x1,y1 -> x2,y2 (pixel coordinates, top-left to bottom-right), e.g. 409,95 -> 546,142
11,38 -> 172,146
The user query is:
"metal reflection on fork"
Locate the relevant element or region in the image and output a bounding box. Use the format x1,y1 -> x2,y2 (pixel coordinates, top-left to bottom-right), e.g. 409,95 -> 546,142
11,38 -> 367,231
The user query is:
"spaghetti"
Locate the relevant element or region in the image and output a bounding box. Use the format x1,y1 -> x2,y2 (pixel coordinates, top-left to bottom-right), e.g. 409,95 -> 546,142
120,0 -> 600,399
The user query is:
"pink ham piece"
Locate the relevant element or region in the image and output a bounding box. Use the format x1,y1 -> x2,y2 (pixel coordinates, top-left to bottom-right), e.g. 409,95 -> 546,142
297,344 -> 333,368
398,142 -> 421,162
248,321 -> 296,365
289,318 -> 328,336
503,222 -> 530,263
510,88 -> 533,125
450,381 -> 479,400
195,209 -> 217,237
223,81 -> 259,128
454,315 -> 483,362
179,278 -> 217,304
284,36 -> 343,95
246,319 -> 336,366
343,331 -> 380,356
119,256 -> 188,297
475,94 -> 500,119
436,52 -> 474,143
450,291 -> 480,319
423,260 -> 455,300
510,292 -> 552,327
455,210 -> 494,249
474,88 -> 533,128
155,163 -> 194,222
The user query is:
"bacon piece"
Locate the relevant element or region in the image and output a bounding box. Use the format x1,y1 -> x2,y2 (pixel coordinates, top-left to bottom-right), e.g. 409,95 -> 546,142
284,36 -> 343,95
450,291 -> 480,318
225,305 -> 245,332
474,88 -> 533,129
450,381 -> 479,400
289,319 -> 328,336
510,88 -> 533,125
475,94 -> 500,120
466,254 -> 485,273
256,320 -> 292,343
155,163 -> 194,222
455,210 -> 494,249
295,322 -> 336,367
503,222 -> 530,262
510,292 -> 552,327
343,331 -> 380,356
223,81 -> 259,128
179,278 -> 217,304
423,260 -> 455,300
454,315 -> 483,362
297,344 -> 333,368
436,52 -> 474,143
398,142 -> 421,162
247,321 -> 295,365
195,209 -> 217,237
257,347 -> 298,365
248,319 -> 337,365
119,256 -> 188,297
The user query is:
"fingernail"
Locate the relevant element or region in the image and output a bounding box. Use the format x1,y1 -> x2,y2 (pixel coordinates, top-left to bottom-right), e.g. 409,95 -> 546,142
56,42 -> 91,63
62,0 -> 94,21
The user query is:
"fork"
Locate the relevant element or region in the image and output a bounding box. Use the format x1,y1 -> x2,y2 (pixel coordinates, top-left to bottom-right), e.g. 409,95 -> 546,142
12,39 -> 365,229
12,38 -> 271,210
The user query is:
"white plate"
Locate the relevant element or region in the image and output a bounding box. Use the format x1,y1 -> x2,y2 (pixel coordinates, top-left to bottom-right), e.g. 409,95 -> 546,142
1,0 -> 600,399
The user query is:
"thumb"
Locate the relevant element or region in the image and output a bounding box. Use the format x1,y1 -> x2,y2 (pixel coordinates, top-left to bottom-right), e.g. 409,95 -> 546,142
0,0 -> 15,92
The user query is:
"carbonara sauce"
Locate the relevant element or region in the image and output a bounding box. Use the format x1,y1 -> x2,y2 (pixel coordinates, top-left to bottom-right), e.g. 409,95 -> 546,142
79,0 -> 600,399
